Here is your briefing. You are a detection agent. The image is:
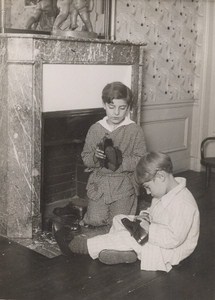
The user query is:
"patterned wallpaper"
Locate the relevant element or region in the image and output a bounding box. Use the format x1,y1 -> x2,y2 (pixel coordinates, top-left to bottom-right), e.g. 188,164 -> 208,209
116,0 -> 204,104
6,0 -> 204,105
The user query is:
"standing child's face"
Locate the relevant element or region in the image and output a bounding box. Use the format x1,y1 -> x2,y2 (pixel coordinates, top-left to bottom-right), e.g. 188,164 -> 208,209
103,99 -> 129,126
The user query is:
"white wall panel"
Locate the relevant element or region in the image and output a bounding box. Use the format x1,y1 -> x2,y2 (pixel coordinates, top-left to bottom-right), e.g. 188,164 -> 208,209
141,103 -> 193,173
143,117 -> 188,153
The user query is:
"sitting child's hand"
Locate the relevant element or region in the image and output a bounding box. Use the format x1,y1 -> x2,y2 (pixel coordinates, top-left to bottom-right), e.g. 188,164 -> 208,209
134,212 -> 150,234
135,211 -> 150,223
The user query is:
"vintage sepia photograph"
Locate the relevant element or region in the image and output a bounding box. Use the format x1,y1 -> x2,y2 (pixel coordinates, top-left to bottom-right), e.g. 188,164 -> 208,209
0,0 -> 214,299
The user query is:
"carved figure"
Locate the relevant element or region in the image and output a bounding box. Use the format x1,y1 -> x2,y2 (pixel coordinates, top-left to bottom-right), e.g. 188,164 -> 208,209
26,0 -> 58,31
53,0 -> 94,32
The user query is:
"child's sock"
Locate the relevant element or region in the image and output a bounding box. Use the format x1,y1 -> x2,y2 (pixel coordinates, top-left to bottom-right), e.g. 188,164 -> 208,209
69,235 -> 88,254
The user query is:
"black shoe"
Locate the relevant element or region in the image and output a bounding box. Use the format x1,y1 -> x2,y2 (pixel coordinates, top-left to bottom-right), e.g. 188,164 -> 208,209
52,221 -> 75,256
121,218 -> 149,245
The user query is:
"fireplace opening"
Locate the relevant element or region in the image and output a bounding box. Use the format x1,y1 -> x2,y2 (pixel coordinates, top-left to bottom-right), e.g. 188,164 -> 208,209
41,108 -> 105,231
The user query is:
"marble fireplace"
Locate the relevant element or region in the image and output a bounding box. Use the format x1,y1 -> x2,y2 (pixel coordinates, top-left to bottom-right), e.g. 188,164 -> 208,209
0,34 -> 145,238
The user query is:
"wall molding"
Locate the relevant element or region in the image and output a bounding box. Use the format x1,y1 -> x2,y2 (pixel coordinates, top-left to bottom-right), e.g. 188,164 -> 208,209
142,101 -> 194,111
142,117 -> 189,153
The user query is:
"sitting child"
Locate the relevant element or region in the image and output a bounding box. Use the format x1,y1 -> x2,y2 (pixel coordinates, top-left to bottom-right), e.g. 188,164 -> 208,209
54,152 -> 200,272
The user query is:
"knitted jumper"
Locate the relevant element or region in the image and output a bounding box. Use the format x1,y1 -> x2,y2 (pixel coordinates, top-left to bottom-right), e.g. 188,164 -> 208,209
81,121 -> 147,204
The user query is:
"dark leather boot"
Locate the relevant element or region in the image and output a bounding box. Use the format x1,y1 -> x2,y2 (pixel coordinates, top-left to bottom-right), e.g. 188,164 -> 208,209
98,136 -> 122,171
104,145 -> 122,171
121,218 -> 149,245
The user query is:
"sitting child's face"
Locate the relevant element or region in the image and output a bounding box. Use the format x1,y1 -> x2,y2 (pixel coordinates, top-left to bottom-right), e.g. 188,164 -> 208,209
103,99 -> 129,126
142,172 -> 167,199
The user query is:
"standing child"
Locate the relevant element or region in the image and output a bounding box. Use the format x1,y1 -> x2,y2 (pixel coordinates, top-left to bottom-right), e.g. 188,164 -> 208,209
54,152 -> 200,273
80,81 -> 147,227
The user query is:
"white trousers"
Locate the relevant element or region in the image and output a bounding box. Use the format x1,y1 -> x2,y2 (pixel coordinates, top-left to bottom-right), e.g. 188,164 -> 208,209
87,214 -> 142,260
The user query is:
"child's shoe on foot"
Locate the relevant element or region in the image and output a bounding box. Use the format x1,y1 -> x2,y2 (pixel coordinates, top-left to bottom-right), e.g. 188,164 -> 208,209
69,235 -> 88,254
98,249 -> 137,265
52,221 -> 77,256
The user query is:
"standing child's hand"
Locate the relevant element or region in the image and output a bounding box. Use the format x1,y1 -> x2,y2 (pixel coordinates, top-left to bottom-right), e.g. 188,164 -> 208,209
95,147 -> 106,160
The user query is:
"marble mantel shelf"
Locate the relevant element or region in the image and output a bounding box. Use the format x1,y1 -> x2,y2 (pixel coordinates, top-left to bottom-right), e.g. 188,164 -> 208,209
0,34 -> 145,239
0,32 -> 147,47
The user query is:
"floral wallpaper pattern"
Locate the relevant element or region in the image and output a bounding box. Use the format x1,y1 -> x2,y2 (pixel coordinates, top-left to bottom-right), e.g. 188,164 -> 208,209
116,0 -> 204,104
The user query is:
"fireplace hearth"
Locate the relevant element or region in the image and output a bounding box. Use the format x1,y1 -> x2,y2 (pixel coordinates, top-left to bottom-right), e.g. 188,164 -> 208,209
41,108 -> 105,230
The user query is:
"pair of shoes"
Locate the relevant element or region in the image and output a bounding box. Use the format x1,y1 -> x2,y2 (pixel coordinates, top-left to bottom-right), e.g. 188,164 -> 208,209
52,215 -> 81,233
53,203 -> 87,220
98,249 -> 137,265
53,202 -> 75,216
121,218 -> 149,245
52,221 -> 75,256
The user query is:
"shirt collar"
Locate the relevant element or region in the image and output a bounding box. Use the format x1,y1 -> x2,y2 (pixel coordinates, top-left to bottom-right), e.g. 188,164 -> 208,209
160,177 -> 187,208
98,115 -> 135,132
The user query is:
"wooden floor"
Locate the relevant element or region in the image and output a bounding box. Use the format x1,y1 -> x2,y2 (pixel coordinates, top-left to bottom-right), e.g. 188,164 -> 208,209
0,171 -> 215,300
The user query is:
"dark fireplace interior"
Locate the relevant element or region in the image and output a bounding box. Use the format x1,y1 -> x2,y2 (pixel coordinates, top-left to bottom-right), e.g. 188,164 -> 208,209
41,108 -> 105,231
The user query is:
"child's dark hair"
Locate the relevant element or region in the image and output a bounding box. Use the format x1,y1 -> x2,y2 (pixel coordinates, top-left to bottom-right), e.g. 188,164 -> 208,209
102,82 -> 133,108
135,152 -> 173,183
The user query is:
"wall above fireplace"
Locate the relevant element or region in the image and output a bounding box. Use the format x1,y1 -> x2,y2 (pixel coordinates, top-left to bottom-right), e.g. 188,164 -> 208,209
0,33 -> 145,238
43,64 -> 132,111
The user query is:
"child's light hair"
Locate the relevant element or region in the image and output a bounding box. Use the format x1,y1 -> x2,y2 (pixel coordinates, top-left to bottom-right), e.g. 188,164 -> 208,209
135,152 -> 173,183
102,82 -> 133,109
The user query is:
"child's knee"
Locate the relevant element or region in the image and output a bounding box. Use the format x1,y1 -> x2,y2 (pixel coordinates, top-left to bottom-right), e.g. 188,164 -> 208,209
113,214 -> 126,220
112,214 -> 127,225
84,213 -> 108,227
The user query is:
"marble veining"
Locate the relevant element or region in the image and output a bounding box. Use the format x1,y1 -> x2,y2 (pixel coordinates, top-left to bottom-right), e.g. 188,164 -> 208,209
0,38 -> 8,236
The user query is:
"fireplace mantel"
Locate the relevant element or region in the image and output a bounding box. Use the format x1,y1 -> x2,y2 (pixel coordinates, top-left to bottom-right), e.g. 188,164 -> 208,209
0,33 -> 145,238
